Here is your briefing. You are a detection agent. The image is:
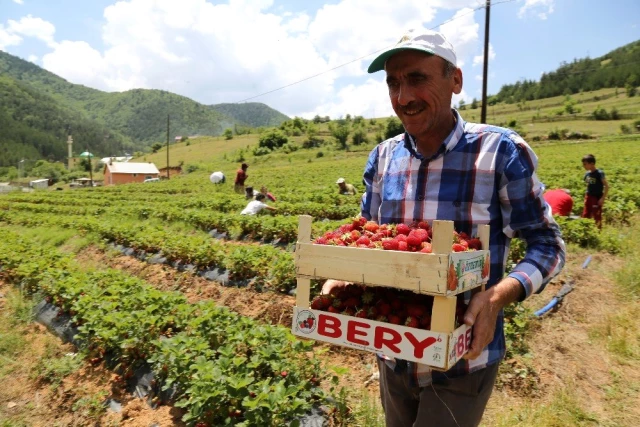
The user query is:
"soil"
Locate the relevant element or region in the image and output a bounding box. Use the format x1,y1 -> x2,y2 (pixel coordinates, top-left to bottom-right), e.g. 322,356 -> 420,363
2,246 -> 637,426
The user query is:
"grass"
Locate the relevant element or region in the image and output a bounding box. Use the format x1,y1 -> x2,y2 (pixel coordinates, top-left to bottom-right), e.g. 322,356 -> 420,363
489,385 -> 600,426
351,390 -> 385,427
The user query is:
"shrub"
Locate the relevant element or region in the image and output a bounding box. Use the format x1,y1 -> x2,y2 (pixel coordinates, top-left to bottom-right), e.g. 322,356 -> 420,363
620,124 -> 632,134
184,164 -> 199,174
316,151 -> 324,158
259,130 -> 288,150
384,117 -> 404,139
351,127 -> 369,145
592,107 -> 610,120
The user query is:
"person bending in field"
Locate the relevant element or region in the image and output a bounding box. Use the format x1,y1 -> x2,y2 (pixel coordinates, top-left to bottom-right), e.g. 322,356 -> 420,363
260,186 -> 277,202
581,154 -> 608,229
240,193 -> 276,215
323,29 -> 565,427
336,177 -> 357,195
543,188 -> 574,217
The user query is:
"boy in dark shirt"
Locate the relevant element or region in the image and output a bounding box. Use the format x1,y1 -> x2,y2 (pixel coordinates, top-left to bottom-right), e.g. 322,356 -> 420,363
581,154 -> 609,229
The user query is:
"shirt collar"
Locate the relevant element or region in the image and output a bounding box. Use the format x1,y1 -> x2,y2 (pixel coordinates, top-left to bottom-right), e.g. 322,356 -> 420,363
403,109 -> 465,161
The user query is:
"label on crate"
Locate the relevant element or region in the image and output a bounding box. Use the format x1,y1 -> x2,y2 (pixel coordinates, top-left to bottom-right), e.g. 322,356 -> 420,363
448,324 -> 472,367
292,307 -> 451,368
448,251 -> 490,292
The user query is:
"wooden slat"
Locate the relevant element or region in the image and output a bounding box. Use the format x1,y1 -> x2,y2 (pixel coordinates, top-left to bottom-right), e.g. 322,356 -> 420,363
432,220 -> 454,254
478,224 -> 489,291
296,243 -> 449,294
296,278 -> 311,308
431,295 -> 457,333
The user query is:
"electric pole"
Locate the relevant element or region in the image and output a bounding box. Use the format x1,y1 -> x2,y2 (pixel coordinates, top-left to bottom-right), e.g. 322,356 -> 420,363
166,114 -> 170,180
87,147 -> 94,187
480,0 -> 491,124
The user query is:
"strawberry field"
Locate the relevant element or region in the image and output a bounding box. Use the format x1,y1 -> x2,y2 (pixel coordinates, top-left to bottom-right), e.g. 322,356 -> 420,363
1,134 -> 639,426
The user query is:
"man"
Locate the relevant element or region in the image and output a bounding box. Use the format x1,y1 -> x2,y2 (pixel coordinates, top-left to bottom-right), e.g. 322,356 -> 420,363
234,163 -> 249,193
326,29 -> 565,426
210,171 -> 225,184
240,193 -> 276,215
543,188 -> 574,217
260,186 -> 277,202
336,177 -> 357,195
581,154 -> 608,229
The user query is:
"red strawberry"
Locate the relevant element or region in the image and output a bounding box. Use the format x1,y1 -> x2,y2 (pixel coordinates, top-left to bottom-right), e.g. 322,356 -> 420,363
419,315 -> 432,329
459,232 -> 470,240
410,228 -> 430,242
366,306 -> 379,318
396,223 -> 411,235
314,237 -> 329,245
420,243 -> 433,253
406,235 -> 421,247
364,221 -> 379,233
377,302 -> 391,316
355,309 -> 368,318
452,243 -> 466,252
406,304 -> 427,317
417,221 -> 430,230
327,306 -> 340,313
343,297 -> 360,308
375,315 -> 388,323
458,239 -> 469,250
332,299 -> 344,310
342,307 -> 356,316
397,241 -> 408,251
339,224 -> 353,233
467,238 -> 482,250
395,234 -> 407,243
356,236 -> 371,246
390,299 -> 402,310
359,217 -> 367,227
346,284 -> 364,297
387,314 -> 401,325
369,233 -> 383,242
311,294 -> 332,310
382,239 -> 399,251
351,230 -> 362,240
405,316 -> 419,328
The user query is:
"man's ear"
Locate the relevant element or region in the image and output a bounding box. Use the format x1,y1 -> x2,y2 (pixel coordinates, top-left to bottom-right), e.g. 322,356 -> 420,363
452,67 -> 463,95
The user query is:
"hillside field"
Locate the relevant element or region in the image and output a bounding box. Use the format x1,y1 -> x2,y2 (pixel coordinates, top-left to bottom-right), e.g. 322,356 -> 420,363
1,104 -> 639,426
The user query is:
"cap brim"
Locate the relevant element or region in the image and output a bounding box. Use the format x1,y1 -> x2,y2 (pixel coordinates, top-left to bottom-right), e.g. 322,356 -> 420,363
367,46 -> 436,73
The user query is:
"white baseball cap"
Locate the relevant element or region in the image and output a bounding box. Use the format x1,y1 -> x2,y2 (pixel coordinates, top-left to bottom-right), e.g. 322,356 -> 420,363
367,29 -> 457,74
336,178 -> 345,184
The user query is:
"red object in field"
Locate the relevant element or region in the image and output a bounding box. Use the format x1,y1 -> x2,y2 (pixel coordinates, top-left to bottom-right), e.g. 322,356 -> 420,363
543,189 -> 573,217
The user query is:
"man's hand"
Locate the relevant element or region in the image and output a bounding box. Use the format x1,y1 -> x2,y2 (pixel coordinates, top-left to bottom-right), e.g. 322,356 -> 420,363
321,279 -> 350,295
598,197 -> 605,207
462,278 -> 523,360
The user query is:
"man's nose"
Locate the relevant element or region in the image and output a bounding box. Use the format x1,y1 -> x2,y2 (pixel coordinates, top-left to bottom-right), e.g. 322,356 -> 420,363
396,83 -> 415,106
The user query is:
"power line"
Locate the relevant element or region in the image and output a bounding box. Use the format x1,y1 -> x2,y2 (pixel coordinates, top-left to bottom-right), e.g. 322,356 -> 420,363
233,0 -> 518,104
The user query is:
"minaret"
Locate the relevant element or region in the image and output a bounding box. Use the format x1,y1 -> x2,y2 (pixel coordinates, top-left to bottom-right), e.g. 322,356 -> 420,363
67,135 -> 73,169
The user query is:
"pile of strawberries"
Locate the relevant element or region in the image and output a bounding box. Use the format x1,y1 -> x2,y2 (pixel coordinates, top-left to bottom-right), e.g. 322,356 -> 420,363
310,284 -> 467,329
314,217 -> 482,253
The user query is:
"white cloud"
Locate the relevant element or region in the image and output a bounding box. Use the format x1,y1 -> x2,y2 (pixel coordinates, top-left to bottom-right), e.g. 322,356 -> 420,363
13,0 -> 24,4
0,24 -> 22,50
518,0 -> 555,19
472,43 -> 495,66
6,14 -> 57,47
27,54 -> 37,62
10,0 -> 488,119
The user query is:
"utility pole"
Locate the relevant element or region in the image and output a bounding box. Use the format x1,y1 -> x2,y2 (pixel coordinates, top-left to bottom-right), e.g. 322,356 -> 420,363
166,114 -> 170,180
480,0 -> 491,124
87,147 -> 94,187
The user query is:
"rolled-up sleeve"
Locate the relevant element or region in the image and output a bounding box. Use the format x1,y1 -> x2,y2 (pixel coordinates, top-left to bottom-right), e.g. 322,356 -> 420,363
498,134 -> 566,299
361,146 -> 381,222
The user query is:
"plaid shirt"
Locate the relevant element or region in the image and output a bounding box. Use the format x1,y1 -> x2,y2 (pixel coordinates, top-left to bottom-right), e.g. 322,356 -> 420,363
361,110 -> 565,387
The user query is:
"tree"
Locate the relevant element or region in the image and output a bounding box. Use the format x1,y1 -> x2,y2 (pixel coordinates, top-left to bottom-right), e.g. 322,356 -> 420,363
384,117 -> 405,139
224,128 -> 234,140
351,126 -> 368,146
458,99 -> 466,110
471,98 -> 478,109
330,122 -> 350,150
625,74 -> 637,97
258,129 -> 288,150
151,142 -> 163,153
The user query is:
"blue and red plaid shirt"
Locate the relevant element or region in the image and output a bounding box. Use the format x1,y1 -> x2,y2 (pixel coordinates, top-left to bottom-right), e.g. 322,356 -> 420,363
361,110 -> 566,387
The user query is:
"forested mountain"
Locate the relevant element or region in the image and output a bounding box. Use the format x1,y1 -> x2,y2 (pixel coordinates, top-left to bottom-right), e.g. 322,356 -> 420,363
492,40 -> 640,103
210,103 -> 289,128
0,75 -> 132,168
0,50 -> 290,166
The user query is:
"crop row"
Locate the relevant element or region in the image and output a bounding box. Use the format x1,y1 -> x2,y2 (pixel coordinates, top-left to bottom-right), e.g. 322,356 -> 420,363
0,210 -> 300,292
0,227 -> 326,426
1,200 -> 345,244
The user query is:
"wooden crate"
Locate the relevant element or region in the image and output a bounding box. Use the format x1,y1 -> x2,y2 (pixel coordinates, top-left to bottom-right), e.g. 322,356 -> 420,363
292,215 -> 490,370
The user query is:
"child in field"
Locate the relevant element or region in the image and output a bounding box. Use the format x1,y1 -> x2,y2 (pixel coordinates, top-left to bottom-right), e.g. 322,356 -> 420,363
581,154 -> 609,229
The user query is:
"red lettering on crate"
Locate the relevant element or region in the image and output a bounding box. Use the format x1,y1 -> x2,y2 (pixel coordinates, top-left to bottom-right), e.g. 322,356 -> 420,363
318,314 -> 341,338
373,327 -> 402,354
346,321 -> 370,346
404,333 -> 437,359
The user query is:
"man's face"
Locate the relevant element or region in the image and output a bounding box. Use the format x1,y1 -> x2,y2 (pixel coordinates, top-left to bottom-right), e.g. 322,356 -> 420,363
582,161 -> 593,171
385,51 -> 462,142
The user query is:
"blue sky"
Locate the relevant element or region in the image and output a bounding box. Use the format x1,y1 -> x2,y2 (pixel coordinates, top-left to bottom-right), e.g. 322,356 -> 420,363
1,0 -> 638,119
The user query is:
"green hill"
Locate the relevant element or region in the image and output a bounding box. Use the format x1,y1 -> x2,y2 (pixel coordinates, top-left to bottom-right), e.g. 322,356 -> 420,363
491,39 -> 640,103
210,102 -> 290,129
0,50 -> 290,164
